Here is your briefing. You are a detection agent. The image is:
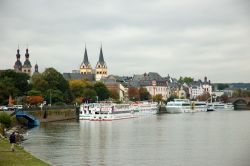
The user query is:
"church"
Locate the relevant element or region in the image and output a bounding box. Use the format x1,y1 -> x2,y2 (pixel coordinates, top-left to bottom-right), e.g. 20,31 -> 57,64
63,45 -> 108,81
13,47 -> 39,76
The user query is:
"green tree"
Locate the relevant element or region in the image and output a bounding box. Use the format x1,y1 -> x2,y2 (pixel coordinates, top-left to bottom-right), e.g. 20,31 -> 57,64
42,68 -> 69,93
94,82 -> 110,101
69,80 -> 91,98
178,76 -> 194,84
166,94 -> 178,102
31,73 -> 49,92
139,87 -> 151,101
44,89 -> 64,104
0,70 -> 30,97
83,88 -> 97,103
27,89 -> 42,96
153,94 -> 163,103
0,112 -> 12,128
217,83 -> 229,90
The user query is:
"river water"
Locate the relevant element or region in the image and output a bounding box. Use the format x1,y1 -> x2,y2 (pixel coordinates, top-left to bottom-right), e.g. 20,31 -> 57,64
22,111 -> 250,166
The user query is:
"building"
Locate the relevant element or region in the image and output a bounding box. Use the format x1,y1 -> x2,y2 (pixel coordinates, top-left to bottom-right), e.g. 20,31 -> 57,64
64,45 -> 108,81
189,77 -> 212,99
129,72 -> 170,100
101,75 -> 127,101
13,47 -> 35,76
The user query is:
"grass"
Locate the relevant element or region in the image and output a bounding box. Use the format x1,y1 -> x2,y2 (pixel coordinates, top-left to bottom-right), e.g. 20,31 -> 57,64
0,138 -> 51,166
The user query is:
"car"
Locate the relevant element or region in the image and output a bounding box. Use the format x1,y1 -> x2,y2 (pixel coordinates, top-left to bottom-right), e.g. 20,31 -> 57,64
0,106 -> 8,111
13,105 -> 23,110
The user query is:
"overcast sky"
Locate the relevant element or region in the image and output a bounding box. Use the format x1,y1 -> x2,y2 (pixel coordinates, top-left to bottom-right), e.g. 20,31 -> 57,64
0,0 -> 249,83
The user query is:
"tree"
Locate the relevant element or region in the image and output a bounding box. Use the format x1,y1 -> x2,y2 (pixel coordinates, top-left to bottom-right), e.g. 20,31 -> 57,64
0,70 -> 30,105
166,94 -> 178,102
109,89 -> 119,100
44,89 -> 64,104
0,112 -> 11,128
139,87 -> 151,101
196,92 -> 211,101
128,87 -> 139,101
93,82 -> 110,101
42,68 -> 70,93
69,80 -> 91,98
27,90 -> 42,96
31,73 -> 49,92
82,88 -> 97,103
219,94 -> 229,103
178,76 -> 194,84
153,94 -> 163,103
217,84 -> 229,91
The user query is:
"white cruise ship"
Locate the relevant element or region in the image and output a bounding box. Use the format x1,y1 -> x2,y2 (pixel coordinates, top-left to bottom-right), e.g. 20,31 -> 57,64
166,99 -> 191,113
79,102 -> 158,121
207,102 -> 234,111
192,101 -> 207,112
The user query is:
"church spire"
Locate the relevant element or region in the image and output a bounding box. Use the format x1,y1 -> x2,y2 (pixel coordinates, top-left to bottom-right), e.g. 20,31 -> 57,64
14,46 -> 22,72
83,44 -> 90,66
97,45 -> 105,65
35,62 -> 39,73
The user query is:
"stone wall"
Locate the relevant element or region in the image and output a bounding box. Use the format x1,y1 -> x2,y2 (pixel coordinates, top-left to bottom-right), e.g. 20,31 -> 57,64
28,109 -> 77,122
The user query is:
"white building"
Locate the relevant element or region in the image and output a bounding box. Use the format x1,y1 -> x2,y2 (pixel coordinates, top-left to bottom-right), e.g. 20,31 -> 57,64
189,77 -> 212,99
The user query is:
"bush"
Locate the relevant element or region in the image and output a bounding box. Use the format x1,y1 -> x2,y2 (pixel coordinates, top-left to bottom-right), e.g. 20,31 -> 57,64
0,112 -> 12,128
53,102 -> 66,106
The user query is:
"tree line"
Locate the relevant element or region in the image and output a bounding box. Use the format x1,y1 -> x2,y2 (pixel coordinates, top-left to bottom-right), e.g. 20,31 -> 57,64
0,68 -> 160,106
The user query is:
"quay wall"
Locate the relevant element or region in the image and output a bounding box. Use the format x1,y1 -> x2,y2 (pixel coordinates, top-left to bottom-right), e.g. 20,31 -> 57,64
27,109 -> 77,122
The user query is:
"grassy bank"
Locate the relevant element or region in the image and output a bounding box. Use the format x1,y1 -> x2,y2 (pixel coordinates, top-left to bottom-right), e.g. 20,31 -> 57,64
0,138 -> 51,166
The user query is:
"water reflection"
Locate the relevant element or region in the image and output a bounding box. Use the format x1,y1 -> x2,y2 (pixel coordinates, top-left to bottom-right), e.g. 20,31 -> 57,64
22,111 -> 250,166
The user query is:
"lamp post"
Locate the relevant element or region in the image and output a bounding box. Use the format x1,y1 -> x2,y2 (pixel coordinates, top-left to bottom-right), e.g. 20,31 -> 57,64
49,89 -> 52,107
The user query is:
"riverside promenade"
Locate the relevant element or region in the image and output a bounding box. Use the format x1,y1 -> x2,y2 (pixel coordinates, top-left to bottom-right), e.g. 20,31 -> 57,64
0,138 -> 51,166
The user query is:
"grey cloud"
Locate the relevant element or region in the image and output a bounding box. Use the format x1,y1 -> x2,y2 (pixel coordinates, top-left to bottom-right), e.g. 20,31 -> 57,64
0,0 -> 249,82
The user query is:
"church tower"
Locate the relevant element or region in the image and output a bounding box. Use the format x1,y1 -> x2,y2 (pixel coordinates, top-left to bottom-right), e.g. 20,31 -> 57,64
80,45 -> 92,74
95,45 -> 107,81
14,47 -> 22,72
22,48 -> 32,76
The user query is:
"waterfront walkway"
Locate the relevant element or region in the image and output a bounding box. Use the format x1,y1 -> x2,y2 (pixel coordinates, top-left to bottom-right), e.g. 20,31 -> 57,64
0,138 -> 50,166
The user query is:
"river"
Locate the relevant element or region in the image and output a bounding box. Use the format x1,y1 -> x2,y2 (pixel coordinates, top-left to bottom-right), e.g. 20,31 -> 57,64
22,111 -> 250,166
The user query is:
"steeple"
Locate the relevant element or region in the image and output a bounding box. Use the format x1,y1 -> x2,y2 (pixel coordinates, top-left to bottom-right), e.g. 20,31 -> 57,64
25,48 -> 29,59
16,46 -> 20,59
35,62 -> 39,73
95,44 -> 108,81
14,46 -> 22,72
79,44 -> 92,74
81,45 -> 91,67
22,47 -> 32,76
97,45 -> 105,66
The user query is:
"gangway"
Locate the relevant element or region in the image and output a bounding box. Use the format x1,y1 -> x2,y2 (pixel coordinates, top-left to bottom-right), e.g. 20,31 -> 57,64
16,111 -> 40,126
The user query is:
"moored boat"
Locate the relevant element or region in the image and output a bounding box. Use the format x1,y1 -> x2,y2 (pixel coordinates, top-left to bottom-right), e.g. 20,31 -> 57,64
79,102 -> 158,121
207,102 -> 234,111
166,99 -> 191,113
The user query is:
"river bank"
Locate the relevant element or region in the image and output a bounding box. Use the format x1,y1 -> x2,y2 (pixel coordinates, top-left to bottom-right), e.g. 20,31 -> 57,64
0,138 -> 51,166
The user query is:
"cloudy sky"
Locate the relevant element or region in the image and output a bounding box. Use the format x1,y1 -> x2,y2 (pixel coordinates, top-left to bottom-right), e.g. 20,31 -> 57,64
0,0 -> 249,83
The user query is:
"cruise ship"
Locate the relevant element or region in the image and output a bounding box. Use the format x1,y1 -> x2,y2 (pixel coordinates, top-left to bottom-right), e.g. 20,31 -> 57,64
192,101 -> 207,112
166,99 -> 191,113
79,102 -> 158,121
207,102 -> 234,111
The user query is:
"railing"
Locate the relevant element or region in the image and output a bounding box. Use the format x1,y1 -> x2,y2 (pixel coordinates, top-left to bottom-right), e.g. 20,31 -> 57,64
23,105 -> 76,111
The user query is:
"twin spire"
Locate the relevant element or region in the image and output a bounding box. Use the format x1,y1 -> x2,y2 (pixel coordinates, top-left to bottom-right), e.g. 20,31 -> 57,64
80,44 -> 106,69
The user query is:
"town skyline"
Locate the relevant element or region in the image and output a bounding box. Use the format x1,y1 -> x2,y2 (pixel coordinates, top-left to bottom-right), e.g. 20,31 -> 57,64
0,0 -> 249,83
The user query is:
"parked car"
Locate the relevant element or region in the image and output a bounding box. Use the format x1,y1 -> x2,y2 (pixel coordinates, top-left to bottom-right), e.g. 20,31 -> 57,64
0,106 -> 8,111
13,105 -> 23,110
